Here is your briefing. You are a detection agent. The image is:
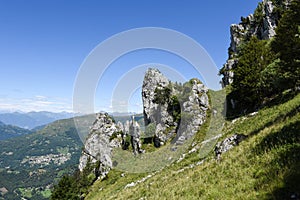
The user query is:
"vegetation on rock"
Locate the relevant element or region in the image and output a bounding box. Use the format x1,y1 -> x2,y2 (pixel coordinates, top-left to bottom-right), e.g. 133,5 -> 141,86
227,0 -> 300,117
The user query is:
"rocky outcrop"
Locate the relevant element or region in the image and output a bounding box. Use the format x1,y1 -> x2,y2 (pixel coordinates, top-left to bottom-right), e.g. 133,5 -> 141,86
142,68 -> 209,147
129,116 -> 144,155
262,1 -> 277,39
78,68 -> 210,179
142,69 -> 173,127
214,134 -> 247,160
221,59 -> 237,86
220,0 -> 288,87
142,68 -> 176,145
78,113 -> 144,179
79,113 -> 122,179
176,79 -> 209,145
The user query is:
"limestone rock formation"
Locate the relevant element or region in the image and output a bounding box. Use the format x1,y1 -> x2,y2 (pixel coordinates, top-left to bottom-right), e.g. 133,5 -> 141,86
142,68 -> 173,125
177,80 -> 209,145
129,116 -> 143,155
142,68 -> 175,145
78,68 -> 210,179
142,68 -> 209,146
79,113 -> 122,179
220,0 -> 289,86
78,113 -> 144,179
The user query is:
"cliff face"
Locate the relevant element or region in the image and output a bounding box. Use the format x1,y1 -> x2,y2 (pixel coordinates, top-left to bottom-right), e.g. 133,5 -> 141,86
142,68 -> 209,146
221,0 -> 288,86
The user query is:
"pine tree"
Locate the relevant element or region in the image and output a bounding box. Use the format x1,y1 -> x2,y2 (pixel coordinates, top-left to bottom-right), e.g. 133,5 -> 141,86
51,175 -> 79,200
231,37 -> 275,111
271,0 -> 300,90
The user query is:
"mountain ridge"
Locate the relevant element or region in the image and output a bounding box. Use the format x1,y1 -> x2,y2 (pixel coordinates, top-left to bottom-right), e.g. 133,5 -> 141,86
0,111 -> 78,130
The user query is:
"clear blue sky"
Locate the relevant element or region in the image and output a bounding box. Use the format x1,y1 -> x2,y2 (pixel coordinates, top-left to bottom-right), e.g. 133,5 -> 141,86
0,0 -> 261,113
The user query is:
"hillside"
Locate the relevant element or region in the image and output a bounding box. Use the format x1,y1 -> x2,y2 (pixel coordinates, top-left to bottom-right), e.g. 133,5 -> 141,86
0,116 -> 87,200
0,121 -> 32,140
85,92 -> 300,200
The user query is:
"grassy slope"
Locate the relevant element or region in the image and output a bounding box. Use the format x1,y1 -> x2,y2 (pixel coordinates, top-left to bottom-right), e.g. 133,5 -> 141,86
0,123 -> 32,140
86,92 -> 300,200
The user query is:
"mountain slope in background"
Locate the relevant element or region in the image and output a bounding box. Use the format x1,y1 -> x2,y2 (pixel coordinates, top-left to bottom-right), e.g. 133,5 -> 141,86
0,116 -> 87,200
0,121 -> 32,140
0,113 -> 141,200
0,111 -> 76,129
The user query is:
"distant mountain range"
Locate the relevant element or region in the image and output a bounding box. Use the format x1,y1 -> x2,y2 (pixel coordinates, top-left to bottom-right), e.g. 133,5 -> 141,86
0,111 -> 141,141
0,111 -> 77,130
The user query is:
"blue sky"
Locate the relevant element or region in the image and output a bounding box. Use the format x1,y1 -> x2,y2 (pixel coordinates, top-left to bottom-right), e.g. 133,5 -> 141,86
0,0 -> 261,113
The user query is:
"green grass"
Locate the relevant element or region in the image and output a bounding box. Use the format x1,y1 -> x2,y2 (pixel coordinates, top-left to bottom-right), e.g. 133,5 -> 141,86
17,187 -> 52,199
18,188 -> 33,198
57,147 -> 70,155
85,92 -> 300,200
40,189 -> 52,198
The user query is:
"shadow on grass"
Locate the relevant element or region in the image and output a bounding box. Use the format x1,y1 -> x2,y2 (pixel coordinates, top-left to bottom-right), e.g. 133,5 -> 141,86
253,120 -> 300,199
225,90 -> 299,120
253,121 -> 300,153
264,90 -> 299,109
271,148 -> 300,200
248,105 -> 300,137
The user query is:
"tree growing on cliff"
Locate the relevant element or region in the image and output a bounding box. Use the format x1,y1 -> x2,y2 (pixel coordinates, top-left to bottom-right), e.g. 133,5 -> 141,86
231,36 -> 275,111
